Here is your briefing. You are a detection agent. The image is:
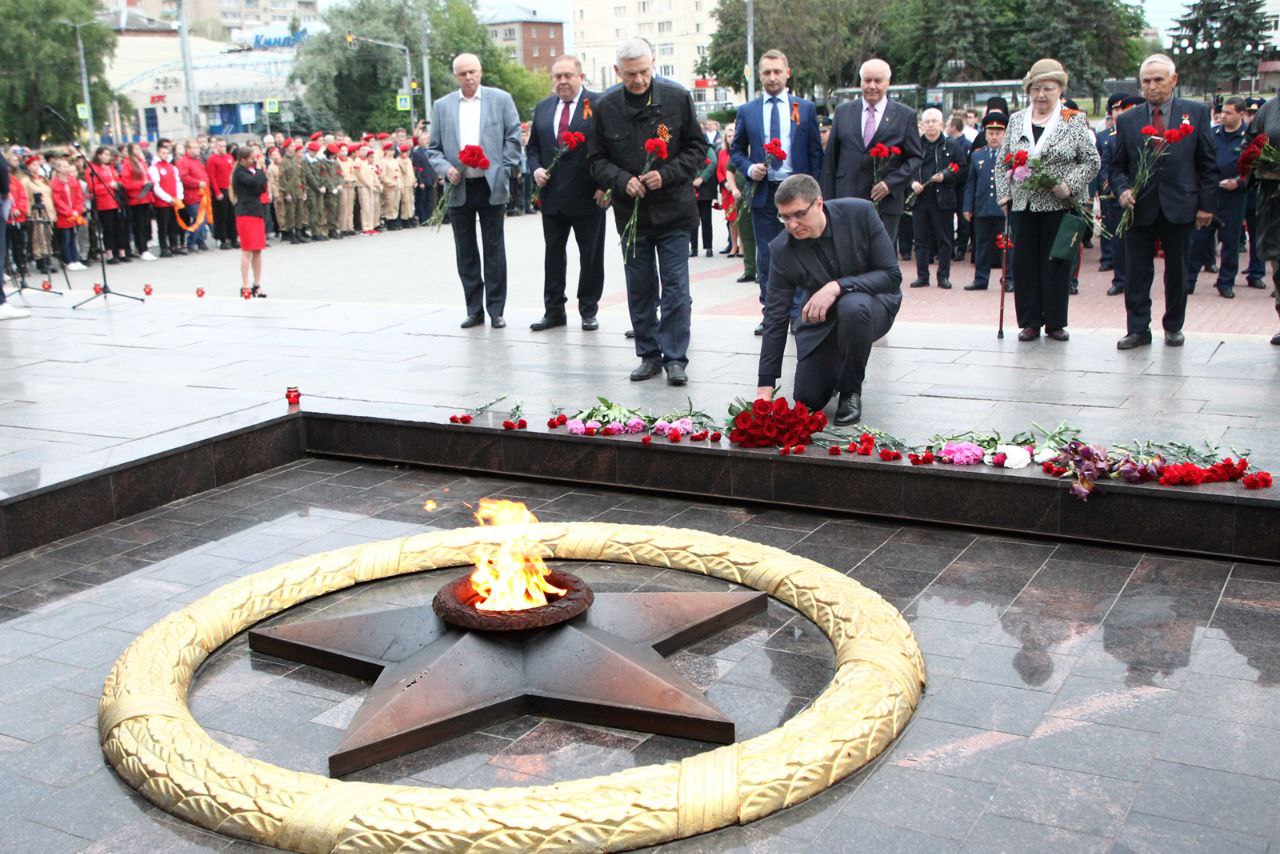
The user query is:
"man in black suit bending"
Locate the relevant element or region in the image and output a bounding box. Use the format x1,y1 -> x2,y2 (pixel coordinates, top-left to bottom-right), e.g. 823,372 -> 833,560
756,174 -> 902,425
1110,54 -> 1218,349
527,55 -> 607,331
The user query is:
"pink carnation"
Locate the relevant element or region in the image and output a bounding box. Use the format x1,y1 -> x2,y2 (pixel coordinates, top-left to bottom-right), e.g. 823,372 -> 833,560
941,441 -> 985,465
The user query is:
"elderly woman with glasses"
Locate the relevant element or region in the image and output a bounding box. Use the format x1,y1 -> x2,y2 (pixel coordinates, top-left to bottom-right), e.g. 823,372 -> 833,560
995,58 -> 1100,342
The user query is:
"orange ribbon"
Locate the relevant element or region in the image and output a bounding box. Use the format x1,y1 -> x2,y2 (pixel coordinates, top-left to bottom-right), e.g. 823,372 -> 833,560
791,101 -> 799,125
172,189 -> 213,232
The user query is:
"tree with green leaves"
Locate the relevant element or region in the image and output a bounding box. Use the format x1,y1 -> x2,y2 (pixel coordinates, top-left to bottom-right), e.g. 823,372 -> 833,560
1170,0 -> 1269,93
0,0 -> 117,145
290,0 -> 548,134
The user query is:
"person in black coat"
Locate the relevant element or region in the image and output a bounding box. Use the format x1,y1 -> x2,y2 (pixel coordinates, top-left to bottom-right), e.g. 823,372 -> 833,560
1109,54 -> 1218,349
908,108 -> 968,289
231,146 -> 270,298
527,56 -> 606,331
820,58 -> 922,244
756,175 -> 901,425
410,132 -> 436,225
587,39 -> 707,385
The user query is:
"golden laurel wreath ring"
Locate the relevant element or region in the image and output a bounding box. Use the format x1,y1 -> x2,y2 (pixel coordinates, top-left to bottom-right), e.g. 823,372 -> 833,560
99,523 -> 925,852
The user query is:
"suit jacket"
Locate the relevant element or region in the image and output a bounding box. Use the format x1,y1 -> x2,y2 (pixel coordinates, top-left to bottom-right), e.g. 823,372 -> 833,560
729,93 -> 823,209
525,88 -> 601,219
426,86 -> 522,207
410,146 -> 435,188
757,198 -> 902,384
1108,98 -> 1217,226
963,147 -> 1004,219
820,98 -> 922,215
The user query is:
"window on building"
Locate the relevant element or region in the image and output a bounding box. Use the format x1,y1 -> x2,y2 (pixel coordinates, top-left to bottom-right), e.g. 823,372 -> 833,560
695,23 -> 702,32
659,64 -> 675,77
503,27 -> 515,39
692,90 -> 706,103
533,46 -> 539,56
657,21 -> 672,33
490,28 -> 497,38
695,0 -> 702,8
658,43 -> 674,56
639,0 -> 651,11
614,5 -> 625,16
638,21 -> 653,33
696,45 -> 706,55
616,27 -> 625,37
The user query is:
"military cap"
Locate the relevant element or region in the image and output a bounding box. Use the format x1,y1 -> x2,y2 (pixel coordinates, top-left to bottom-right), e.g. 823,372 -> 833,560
325,142 -> 339,155
1119,96 -> 1144,111
1106,92 -> 1129,111
307,141 -> 321,151
982,111 -> 1009,129
1247,97 -> 1265,111
308,131 -> 323,141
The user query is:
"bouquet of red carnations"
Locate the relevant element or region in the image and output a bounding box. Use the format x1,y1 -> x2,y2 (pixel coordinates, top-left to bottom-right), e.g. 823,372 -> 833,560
867,143 -> 902,207
620,136 -> 669,258
1116,120 -> 1193,236
428,145 -> 490,229
726,396 -> 827,451
735,138 -> 787,218
532,131 -> 586,205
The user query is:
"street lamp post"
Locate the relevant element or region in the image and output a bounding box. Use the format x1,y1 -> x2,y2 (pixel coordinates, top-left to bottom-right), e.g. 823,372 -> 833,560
745,0 -> 755,102
54,19 -> 97,145
177,0 -> 200,137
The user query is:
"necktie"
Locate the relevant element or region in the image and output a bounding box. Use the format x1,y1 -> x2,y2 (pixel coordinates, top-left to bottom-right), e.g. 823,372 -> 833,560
863,103 -> 876,147
558,100 -> 572,137
769,96 -> 781,143
1152,105 -> 1165,135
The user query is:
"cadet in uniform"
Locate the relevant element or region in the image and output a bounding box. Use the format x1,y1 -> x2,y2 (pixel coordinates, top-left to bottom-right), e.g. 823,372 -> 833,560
304,141 -> 328,240
397,143 -> 416,227
284,140 -> 309,243
266,146 -> 286,240
323,144 -> 342,239
337,143 -> 356,235
357,146 -> 382,234
380,142 -> 402,230
962,111 -> 1011,291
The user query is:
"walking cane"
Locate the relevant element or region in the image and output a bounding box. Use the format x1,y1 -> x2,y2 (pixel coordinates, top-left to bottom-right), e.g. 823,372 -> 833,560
996,231 -> 1011,338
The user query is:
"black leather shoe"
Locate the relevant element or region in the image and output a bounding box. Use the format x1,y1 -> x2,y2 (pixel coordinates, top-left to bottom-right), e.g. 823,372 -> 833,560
834,393 -> 861,425
581,316 -> 599,331
1186,285 -> 1196,295
1004,282 -> 1014,292
1165,330 -> 1185,346
490,316 -> 506,328
1218,287 -> 1235,299
718,246 -> 731,255
630,360 -> 662,381
937,278 -> 952,290
1047,328 -> 1069,341
1069,283 -> 1079,295
460,314 -> 484,329
1106,285 -> 1124,296
665,363 -> 688,385
737,273 -> 756,283
1017,327 -> 1040,341
1247,278 -> 1265,289
909,278 -> 929,288
1117,331 -> 1152,350
754,322 -> 765,336
1272,330 -> 1280,345
689,249 -> 698,258
705,248 -> 713,257
963,282 -> 988,291
530,314 -> 567,331
625,330 -> 635,339
900,252 -> 912,261
1206,263 -> 1218,273
1099,262 -> 1114,272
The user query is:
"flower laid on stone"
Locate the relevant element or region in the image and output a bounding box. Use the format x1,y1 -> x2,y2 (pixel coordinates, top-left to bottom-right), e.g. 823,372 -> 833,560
448,394 -> 505,427
727,396 -> 826,449
501,402 -> 528,430
940,441 -> 985,465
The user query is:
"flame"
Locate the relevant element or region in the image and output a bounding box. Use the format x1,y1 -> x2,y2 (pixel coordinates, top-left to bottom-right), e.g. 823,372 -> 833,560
468,499 -> 565,611
422,499 -> 439,512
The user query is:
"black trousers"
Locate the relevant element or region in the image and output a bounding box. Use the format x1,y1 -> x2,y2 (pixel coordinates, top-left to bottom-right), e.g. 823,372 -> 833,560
153,206 -> 180,252
793,292 -> 895,410
689,198 -> 714,252
897,212 -> 913,257
414,184 -> 435,224
1124,211 -> 1191,335
542,209 -> 606,318
1010,209 -> 1071,331
955,211 -> 971,257
450,178 -> 507,319
98,208 -> 129,254
971,215 -> 1006,287
1101,201 -> 1127,290
128,204 -> 151,256
913,199 -> 952,280
213,194 -> 238,242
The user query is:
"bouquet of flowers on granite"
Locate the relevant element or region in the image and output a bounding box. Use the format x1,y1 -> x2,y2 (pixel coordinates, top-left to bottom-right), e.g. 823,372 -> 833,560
620,134 -> 670,258
1116,119 -> 1193,237
1041,435 -> 1272,500
735,137 -> 787,218
867,143 -> 902,208
557,397 -> 649,437
650,399 -> 720,443
428,145 -> 490,229
726,396 -> 827,452
532,131 -> 587,205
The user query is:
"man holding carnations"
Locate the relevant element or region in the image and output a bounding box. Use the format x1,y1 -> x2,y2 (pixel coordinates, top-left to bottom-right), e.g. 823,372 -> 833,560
1109,54 -> 1217,350
729,49 -> 824,335
426,53 -> 522,329
907,107 -> 968,290
587,38 -> 707,386
1244,92 -> 1280,345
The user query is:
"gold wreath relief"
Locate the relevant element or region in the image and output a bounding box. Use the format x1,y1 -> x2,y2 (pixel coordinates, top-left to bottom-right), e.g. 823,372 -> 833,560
99,523 -> 926,851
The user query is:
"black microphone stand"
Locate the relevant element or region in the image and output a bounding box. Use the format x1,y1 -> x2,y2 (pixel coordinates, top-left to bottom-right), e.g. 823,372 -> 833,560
5,196 -> 67,297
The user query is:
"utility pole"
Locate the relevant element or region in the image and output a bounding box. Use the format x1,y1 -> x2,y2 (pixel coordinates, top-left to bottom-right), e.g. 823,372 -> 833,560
177,0 -> 200,136
420,14 -> 433,127
745,0 -> 755,102
54,19 -> 98,145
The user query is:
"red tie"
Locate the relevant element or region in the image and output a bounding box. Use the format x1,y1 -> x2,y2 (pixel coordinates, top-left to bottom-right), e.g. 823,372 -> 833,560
1152,105 -> 1165,135
558,100 -> 572,137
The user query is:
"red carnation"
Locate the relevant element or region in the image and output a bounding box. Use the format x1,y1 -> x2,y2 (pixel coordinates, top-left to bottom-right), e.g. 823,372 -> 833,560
828,446 -> 841,456
1164,129 -> 1182,144
1013,150 -> 1028,167
546,417 -> 558,428
641,435 -> 652,445
459,145 -> 490,170
948,162 -> 959,173
868,143 -> 890,159
1141,125 -> 1159,136
709,431 -> 722,442
517,418 -> 527,429
644,137 -> 669,159
459,414 -> 473,424
502,420 -> 516,430
890,145 -> 902,156
557,413 -> 568,425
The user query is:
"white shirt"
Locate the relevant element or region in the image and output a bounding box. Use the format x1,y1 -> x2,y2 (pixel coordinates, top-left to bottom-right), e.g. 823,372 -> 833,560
458,88 -> 485,176
962,125 -> 979,142
763,90 -> 793,180
553,88 -> 581,139
861,97 -> 886,142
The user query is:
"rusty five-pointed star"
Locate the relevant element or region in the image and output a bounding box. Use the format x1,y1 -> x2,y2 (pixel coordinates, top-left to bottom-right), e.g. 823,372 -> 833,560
248,579 -> 767,776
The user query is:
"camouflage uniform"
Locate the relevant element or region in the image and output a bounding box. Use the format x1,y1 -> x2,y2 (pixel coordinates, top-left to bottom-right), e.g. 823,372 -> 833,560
304,155 -> 327,238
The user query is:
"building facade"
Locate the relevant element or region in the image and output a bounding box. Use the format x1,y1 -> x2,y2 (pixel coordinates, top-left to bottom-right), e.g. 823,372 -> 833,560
136,0 -> 318,38
571,0 -> 730,112
486,16 -> 564,74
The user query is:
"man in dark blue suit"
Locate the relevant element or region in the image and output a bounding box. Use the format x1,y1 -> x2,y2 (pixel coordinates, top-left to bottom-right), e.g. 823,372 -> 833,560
526,55 -> 606,331
1110,54 -> 1218,349
730,49 -> 824,335
962,112 -> 1010,291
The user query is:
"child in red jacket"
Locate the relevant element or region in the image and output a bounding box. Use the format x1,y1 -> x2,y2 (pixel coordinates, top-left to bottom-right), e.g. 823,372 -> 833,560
51,158 -> 87,270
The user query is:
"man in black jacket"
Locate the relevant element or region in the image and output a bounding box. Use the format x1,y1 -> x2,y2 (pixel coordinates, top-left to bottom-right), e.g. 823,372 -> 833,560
527,55 -> 606,331
410,132 -> 435,225
1110,54 -> 1217,349
588,38 -> 706,385
756,175 -> 901,424
820,59 -> 922,244
908,107 -> 968,289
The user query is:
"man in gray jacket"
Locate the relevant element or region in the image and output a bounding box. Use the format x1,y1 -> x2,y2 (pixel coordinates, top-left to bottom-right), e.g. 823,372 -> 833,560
427,52 -> 522,328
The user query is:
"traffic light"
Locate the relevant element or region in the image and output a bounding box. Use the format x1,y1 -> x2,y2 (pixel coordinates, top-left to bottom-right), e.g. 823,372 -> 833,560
410,80 -> 418,91
345,31 -> 355,48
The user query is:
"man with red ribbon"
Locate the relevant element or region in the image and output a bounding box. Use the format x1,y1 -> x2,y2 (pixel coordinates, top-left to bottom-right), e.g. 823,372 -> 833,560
526,55 -> 606,332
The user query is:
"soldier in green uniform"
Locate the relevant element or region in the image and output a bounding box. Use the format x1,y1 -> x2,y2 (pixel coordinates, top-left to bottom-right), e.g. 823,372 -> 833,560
304,141 -> 328,241
323,144 -> 343,239
284,140 -> 309,243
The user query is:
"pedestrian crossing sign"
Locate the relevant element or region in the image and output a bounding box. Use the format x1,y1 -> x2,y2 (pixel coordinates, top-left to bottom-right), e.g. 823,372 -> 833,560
396,94 -> 411,111
265,98 -> 280,114
76,103 -> 90,119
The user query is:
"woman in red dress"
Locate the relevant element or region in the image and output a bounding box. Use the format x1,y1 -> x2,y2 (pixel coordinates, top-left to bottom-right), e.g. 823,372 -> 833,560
231,146 -> 269,297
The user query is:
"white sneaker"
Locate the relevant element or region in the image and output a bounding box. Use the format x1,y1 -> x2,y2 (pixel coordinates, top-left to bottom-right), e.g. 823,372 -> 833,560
0,303 -> 31,320
141,251 -> 158,262
68,261 -> 87,271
